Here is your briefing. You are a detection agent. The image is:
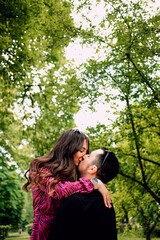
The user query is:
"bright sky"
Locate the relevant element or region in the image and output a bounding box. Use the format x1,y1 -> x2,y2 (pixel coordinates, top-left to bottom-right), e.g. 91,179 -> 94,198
12,0 -> 159,131
65,37 -> 120,131
64,1 -> 117,131
65,0 -> 160,131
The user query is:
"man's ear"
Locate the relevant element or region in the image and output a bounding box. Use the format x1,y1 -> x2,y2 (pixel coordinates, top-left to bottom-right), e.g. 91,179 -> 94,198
87,165 -> 98,175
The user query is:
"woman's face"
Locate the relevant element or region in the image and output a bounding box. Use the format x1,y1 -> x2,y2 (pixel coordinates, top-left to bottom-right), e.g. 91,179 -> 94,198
73,139 -> 88,166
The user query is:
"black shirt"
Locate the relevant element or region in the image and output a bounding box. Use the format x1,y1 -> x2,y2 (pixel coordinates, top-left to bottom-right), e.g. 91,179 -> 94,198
48,190 -> 117,240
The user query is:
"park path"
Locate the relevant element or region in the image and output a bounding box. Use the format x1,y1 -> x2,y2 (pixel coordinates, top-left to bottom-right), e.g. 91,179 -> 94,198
5,231 -> 30,240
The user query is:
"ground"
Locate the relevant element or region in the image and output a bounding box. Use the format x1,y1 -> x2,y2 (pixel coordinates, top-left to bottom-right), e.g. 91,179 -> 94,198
5,230 -> 160,240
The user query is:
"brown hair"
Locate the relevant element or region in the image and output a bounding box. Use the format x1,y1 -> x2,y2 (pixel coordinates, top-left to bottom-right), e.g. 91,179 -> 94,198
23,129 -> 89,196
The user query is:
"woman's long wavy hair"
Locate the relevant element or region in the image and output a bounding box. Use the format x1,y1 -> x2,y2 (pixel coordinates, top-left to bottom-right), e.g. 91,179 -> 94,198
23,129 -> 89,196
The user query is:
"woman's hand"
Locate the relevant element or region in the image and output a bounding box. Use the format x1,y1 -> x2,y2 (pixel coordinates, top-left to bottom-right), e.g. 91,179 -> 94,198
91,178 -> 112,208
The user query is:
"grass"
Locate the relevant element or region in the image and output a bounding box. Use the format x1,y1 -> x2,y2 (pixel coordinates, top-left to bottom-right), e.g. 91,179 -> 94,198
119,237 -> 160,240
5,231 -> 160,240
5,231 -> 30,240
118,231 -> 160,240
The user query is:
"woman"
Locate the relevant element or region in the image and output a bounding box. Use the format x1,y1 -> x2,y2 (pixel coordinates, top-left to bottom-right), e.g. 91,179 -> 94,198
23,129 -> 111,240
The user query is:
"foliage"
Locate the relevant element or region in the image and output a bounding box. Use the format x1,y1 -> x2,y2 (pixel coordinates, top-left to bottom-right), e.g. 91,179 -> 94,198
0,1 -> 159,239
0,225 -> 10,240
86,105 -> 160,238
27,223 -> 33,236
0,165 -> 24,228
113,104 -> 160,238
76,1 -> 159,239
22,191 -> 34,226
0,0 -> 81,230
21,66 -> 83,158
0,0 -> 78,166
0,0 -> 75,75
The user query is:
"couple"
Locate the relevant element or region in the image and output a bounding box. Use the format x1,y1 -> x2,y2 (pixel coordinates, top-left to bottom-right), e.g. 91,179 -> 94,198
23,129 -> 119,240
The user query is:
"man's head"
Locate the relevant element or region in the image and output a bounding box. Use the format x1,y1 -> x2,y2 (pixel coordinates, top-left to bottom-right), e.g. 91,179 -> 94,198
78,147 -> 119,183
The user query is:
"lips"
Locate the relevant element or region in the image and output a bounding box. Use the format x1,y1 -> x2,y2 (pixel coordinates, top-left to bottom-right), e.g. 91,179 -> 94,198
78,158 -> 83,166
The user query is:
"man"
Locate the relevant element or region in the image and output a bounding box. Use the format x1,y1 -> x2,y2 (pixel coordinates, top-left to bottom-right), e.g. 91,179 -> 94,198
48,147 -> 119,240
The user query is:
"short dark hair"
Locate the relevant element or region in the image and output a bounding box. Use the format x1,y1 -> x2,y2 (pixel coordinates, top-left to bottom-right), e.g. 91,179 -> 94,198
94,147 -> 119,183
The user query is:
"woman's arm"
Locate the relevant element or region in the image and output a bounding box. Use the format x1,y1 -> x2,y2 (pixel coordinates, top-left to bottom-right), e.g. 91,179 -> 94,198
49,178 -> 112,208
91,178 -> 112,208
50,178 -> 94,200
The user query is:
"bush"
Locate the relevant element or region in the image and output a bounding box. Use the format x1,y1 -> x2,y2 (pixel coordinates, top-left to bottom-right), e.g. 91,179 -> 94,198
0,225 -> 10,240
27,223 -> 33,236
151,223 -> 160,237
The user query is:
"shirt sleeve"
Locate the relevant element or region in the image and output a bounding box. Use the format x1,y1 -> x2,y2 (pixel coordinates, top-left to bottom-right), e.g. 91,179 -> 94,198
49,178 -> 94,200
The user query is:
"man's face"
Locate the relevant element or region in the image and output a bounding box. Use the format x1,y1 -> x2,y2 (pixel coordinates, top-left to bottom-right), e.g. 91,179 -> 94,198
78,149 -> 103,177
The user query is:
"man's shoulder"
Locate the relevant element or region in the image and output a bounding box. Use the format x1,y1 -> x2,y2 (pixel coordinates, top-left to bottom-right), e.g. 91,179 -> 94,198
59,190 -> 101,210
61,190 -> 113,211
62,190 -> 102,202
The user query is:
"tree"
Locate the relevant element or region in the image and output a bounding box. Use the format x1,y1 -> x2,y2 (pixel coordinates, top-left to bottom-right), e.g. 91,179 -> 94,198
113,103 -> 159,239
21,66 -> 83,157
86,120 -> 160,239
78,0 -> 159,102
0,0 -> 81,229
112,174 -> 160,240
0,0 -> 81,167
115,103 -> 160,201
76,0 -> 159,201
0,164 -> 24,228
75,1 -> 160,239
22,191 -> 34,227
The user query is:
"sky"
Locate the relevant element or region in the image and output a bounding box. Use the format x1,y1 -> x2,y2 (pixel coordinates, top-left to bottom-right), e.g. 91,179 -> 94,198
12,0 -> 160,131
64,0 -> 160,131
65,1 -> 121,131
8,0 -> 159,171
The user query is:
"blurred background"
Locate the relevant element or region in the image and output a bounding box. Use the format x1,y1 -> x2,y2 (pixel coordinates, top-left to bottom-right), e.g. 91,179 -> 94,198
0,0 -> 159,239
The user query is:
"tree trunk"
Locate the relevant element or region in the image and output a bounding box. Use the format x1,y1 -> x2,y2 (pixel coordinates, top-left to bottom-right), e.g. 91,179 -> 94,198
146,224 -> 151,240
146,227 -> 151,240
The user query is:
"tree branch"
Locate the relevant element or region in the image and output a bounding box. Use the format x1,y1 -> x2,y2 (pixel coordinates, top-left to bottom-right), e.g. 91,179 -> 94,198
126,53 -> 160,102
122,152 -> 160,166
125,95 -> 147,184
119,171 -> 160,204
